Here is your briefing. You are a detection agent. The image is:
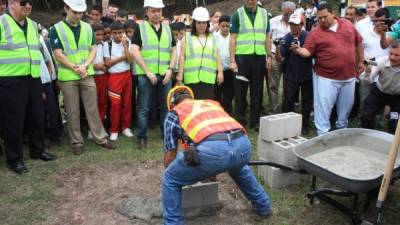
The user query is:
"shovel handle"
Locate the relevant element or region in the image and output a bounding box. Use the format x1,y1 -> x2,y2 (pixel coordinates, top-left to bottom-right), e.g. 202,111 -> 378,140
377,119 -> 400,203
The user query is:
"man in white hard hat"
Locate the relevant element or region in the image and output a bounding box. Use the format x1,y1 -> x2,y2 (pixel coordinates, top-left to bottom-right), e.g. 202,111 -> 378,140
0,0 -> 57,174
50,0 -> 116,155
131,0 -> 177,150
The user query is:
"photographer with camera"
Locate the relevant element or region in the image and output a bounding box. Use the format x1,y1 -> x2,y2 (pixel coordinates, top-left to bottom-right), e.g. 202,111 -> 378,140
275,13 -> 313,134
379,15 -> 399,49
361,41 -> 400,134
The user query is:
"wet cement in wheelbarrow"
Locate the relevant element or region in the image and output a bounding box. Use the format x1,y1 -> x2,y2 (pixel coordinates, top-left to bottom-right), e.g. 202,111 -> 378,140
306,146 -> 400,180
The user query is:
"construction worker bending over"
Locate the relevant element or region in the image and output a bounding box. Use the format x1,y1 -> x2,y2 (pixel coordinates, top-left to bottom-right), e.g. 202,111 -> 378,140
162,86 -> 272,225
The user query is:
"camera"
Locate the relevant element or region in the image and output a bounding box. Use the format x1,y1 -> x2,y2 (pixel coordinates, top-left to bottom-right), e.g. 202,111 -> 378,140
363,58 -> 378,66
292,37 -> 300,47
273,38 -> 286,46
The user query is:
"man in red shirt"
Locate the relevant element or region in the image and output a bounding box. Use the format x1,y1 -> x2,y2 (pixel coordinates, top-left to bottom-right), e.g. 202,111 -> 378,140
295,3 -> 364,135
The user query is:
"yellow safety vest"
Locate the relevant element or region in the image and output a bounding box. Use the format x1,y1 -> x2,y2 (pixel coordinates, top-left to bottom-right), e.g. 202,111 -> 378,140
235,6 -> 268,55
135,21 -> 172,75
183,34 -> 217,85
54,20 -> 94,81
0,14 -> 41,78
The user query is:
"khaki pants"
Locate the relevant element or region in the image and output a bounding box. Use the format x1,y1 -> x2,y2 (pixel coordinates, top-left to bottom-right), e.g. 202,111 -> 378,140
267,54 -> 282,114
58,76 -> 107,146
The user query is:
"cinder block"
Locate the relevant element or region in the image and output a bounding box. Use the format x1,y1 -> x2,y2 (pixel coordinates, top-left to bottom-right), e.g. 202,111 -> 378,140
257,135 -> 307,168
182,182 -> 219,209
257,161 -> 302,188
259,112 -> 302,142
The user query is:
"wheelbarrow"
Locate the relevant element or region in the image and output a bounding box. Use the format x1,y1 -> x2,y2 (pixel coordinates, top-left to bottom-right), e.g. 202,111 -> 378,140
249,128 -> 400,224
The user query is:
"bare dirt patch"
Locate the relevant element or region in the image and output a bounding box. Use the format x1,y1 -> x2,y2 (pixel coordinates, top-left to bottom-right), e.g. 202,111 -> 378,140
45,161 -> 268,225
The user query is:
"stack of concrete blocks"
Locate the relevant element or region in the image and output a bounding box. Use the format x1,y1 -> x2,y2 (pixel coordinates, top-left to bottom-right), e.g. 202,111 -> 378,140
257,112 -> 308,188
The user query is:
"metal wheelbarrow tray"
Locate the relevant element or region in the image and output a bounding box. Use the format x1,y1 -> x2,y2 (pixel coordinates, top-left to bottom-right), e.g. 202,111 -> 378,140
293,128 -> 400,224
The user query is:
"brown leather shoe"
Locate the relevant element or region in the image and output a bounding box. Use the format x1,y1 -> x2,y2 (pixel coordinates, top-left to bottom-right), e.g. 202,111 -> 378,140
138,139 -> 147,150
72,145 -> 83,155
99,141 -> 116,150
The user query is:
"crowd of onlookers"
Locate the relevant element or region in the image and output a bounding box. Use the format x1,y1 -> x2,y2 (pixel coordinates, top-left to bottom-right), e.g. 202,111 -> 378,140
0,0 -> 400,173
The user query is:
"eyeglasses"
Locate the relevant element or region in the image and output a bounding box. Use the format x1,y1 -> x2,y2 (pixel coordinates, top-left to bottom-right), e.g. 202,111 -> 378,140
19,0 -> 33,7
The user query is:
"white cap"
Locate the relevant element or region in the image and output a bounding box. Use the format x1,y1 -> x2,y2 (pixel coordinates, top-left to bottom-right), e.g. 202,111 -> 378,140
144,0 -> 165,8
192,7 -> 210,22
64,0 -> 87,12
288,13 -> 303,24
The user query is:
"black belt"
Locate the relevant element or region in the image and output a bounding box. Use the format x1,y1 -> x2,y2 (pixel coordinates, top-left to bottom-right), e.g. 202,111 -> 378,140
204,130 -> 245,141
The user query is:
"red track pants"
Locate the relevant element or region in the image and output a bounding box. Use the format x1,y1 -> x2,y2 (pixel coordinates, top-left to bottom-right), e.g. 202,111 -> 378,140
94,73 -> 109,125
108,70 -> 132,133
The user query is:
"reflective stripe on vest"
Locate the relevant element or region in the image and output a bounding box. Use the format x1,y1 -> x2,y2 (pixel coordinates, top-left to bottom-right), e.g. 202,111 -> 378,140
0,14 -> 41,78
183,34 -> 217,84
134,21 -> 172,75
235,6 -> 268,55
173,100 -> 244,143
54,21 -> 94,81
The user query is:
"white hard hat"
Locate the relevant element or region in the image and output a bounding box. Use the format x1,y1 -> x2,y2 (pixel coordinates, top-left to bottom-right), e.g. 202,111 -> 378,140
64,0 -> 87,12
192,7 -> 210,22
144,0 -> 165,8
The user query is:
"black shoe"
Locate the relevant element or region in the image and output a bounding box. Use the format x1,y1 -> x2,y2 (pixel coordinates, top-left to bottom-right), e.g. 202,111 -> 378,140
31,151 -> 57,161
8,161 -> 29,174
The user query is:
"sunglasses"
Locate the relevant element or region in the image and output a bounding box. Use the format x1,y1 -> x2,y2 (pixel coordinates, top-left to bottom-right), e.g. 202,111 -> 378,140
19,0 -> 33,7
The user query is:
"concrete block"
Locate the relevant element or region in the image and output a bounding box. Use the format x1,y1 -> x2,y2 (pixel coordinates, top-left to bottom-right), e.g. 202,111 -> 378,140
257,135 -> 308,168
182,182 -> 219,209
257,161 -> 302,188
259,112 -> 302,142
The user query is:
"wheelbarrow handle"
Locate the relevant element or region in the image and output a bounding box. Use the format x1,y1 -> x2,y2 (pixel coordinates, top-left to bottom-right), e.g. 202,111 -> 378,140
248,160 -> 308,174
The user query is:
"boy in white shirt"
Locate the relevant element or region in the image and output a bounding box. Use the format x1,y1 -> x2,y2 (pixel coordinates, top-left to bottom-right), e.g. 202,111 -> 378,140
214,15 -> 234,114
104,22 -> 134,141
92,23 -> 109,127
170,22 -> 185,83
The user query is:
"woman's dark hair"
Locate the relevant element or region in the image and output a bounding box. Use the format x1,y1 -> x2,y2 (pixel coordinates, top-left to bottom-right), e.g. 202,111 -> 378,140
92,23 -> 104,32
190,19 -> 210,36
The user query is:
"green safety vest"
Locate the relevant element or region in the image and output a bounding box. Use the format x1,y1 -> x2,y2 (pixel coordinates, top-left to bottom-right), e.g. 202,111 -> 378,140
235,6 -> 268,55
54,20 -> 94,81
183,34 -> 217,85
135,21 -> 172,75
0,14 -> 41,78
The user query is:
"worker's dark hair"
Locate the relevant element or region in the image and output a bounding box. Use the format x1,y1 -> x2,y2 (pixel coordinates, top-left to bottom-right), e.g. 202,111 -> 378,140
124,19 -> 136,29
90,4 -> 102,14
110,21 -> 124,31
367,0 -> 382,7
374,8 -> 390,18
117,9 -> 128,18
317,3 -> 333,13
170,22 -> 185,31
92,23 -> 104,32
191,20 -> 210,36
172,91 -> 193,106
219,15 -> 230,23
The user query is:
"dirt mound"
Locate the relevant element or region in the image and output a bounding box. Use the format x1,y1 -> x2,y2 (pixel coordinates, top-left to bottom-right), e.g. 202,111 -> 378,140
45,161 -> 270,225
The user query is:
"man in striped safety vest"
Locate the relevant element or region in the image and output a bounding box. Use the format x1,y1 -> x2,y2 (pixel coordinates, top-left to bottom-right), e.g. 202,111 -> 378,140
132,0 -> 177,150
162,86 -> 272,225
50,0 -> 115,155
0,0 -> 57,174
230,0 -> 272,131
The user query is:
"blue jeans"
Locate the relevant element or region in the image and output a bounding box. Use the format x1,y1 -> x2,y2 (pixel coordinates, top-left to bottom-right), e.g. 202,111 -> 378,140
162,135 -> 271,225
313,74 -> 355,135
137,75 -> 171,139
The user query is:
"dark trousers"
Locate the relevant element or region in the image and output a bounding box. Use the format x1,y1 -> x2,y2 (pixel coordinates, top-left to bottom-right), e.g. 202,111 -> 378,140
42,82 -> 62,139
187,82 -> 215,100
234,54 -> 265,127
361,85 -> 400,134
282,78 -> 313,128
0,76 -> 45,164
215,69 -> 234,114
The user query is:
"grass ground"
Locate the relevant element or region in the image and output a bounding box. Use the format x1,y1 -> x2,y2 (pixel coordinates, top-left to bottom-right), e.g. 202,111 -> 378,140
1,80 -> 400,224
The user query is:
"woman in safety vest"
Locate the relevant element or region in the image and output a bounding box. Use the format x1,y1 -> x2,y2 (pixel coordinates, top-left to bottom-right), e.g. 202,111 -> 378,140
177,7 -> 223,99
